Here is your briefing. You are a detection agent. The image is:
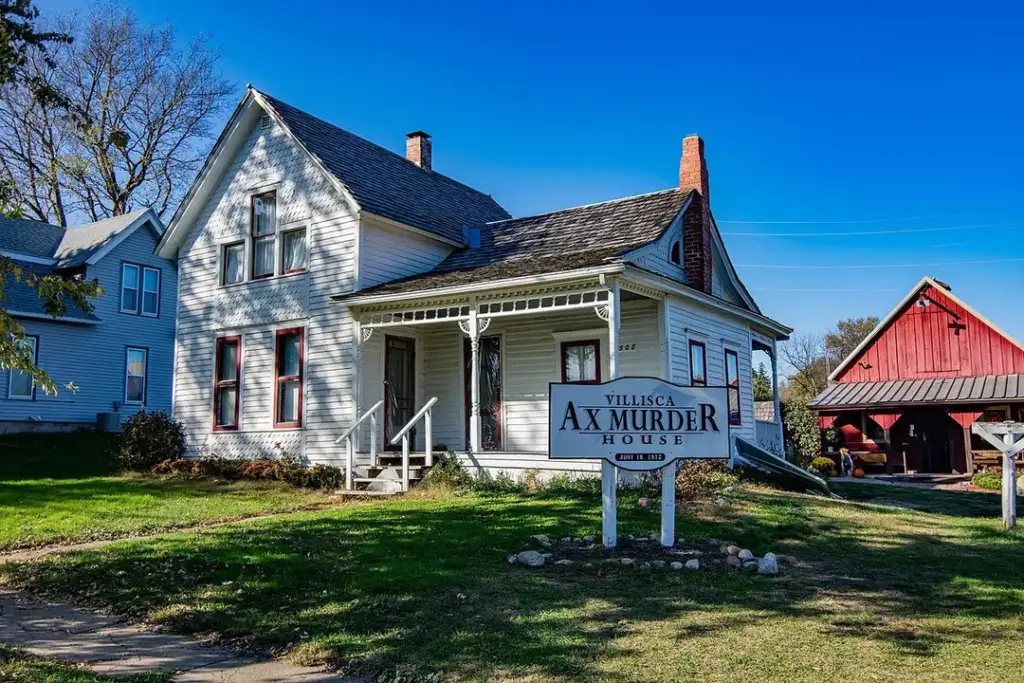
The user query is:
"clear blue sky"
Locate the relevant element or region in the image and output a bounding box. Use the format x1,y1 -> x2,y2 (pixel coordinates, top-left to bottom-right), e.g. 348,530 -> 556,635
41,0 -> 1024,342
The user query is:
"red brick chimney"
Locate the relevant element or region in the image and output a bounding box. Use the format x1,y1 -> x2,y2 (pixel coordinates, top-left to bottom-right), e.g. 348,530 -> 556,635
679,135 -> 712,294
406,130 -> 432,170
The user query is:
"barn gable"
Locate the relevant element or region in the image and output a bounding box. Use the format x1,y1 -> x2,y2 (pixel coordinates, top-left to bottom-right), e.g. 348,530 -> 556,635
831,276 -> 1024,383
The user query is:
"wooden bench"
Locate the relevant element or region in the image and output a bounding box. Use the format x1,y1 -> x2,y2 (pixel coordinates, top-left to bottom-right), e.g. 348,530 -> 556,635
972,451 -> 1024,469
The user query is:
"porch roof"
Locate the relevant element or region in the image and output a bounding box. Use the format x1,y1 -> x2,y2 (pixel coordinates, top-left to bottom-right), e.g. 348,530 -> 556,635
811,375 -> 1024,410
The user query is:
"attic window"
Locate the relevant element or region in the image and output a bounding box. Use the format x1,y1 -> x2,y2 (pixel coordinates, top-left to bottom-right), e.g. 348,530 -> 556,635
259,114 -> 272,130
670,240 -> 681,265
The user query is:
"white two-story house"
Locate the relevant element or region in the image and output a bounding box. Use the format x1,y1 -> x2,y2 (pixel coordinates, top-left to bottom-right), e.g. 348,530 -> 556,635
156,87 -> 790,489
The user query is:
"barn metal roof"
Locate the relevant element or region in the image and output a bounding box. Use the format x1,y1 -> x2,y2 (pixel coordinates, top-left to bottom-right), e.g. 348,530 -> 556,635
811,375 -> 1024,410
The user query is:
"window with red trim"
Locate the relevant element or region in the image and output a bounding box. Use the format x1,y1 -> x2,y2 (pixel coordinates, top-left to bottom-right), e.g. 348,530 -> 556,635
561,340 -> 601,384
689,340 -> 707,386
214,336 -> 241,430
274,328 -> 303,428
725,348 -> 741,425
251,191 -> 277,279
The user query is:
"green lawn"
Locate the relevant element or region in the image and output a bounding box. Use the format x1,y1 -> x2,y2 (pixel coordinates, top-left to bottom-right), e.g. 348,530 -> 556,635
0,433 -> 335,550
0,645 -> 169,683
2,480 -> 1023,682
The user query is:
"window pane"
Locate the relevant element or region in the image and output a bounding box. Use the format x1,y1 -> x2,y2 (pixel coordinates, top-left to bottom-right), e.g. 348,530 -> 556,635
126,376 -> 145,403
127,350 -> 147,377
564,343 -> 597,382
217,341 -> 238,381
216,386 -> 237,426
142,291 -> 158,315
121,288 -> 138,312
253,237 -> 275,277
223,243 -> 244,284
9,337 -> 37,398
121,265 -> 139,312
729,388 -> 740,422
279,333 -> 301,376
143,268 -> 159,293
122,264 -> 139,288
277,379 -> 300,423
253,193 -> 276,236
282,230 -> 307,271
726,352 -> 739,387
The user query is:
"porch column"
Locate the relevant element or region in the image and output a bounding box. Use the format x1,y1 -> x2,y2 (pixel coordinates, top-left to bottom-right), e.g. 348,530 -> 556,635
603,283 -> 621,548
770,339 -> 783,452
468,309 -> 482,454
352,318 -> 363,450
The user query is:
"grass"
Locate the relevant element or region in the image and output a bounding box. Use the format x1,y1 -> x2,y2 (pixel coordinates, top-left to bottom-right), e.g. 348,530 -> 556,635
0,433 -> 335,550
0,645 -> 170,682
3,480 -> 1024,682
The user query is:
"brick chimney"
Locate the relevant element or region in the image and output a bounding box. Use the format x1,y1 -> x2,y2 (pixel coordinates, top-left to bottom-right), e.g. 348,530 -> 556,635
679,135 -> 712,294
406,130 -> 432,170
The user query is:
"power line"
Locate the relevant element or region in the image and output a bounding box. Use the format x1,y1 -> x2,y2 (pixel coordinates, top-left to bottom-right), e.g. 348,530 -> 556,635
717,214 -> 946,225
736,257 -> 1024,270
751,287 -> 904,292
720,221 -> 1024,237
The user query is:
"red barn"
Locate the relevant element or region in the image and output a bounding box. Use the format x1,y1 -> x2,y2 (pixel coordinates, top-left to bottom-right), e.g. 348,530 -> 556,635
810,277 -> 1024,474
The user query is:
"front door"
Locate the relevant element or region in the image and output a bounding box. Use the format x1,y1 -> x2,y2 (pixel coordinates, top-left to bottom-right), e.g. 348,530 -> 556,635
464,335 -> 502,450
384,335 -> 416,449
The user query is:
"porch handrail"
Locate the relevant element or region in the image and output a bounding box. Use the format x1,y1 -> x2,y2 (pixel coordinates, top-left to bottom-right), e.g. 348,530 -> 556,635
389,396 -> 438,492
336,400 -> 384,491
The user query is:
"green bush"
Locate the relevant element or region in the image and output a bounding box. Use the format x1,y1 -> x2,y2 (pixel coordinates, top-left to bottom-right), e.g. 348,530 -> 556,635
474,471 -> 526,494
675,460 -> 737,500
422,452 -> 473,489
117,411 -> 186,471
809,456 -> 836,476
972,470 -> 1002,491
782,401 -> 821,468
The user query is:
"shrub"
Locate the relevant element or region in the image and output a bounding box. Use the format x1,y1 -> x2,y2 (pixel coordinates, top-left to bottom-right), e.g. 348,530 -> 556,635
675,460 -> 738,500
475,471 -> 525,494
781,401 -> 821,468
118,411 -> 186,471
972,470 -> 1002,491
809,456 -> 836,476
422,451 -> 473,489
151,454 -> 344,490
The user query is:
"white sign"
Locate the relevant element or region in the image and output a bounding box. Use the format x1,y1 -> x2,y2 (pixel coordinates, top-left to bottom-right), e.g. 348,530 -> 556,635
548,376 -> 731,470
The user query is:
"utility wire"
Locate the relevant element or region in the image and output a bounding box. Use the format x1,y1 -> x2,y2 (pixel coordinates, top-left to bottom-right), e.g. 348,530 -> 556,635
751,287 -> 904,292
736,257 -> 1024,270
720,223 -> 1024,239
717,214 -> 945,225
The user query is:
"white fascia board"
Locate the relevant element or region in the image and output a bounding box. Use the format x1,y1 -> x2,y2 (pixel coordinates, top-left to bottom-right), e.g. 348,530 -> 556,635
622,265 -> 792,339
337,264 -> 625,307
86,209 -> 164,265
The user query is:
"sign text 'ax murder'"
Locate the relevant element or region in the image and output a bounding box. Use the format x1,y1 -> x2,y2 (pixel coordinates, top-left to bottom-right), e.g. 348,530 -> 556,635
548,377 -> 730,471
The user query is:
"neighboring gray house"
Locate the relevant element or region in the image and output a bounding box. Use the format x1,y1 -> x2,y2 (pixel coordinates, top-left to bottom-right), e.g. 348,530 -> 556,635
157,87 -> 790,487
0,210 -> 175,432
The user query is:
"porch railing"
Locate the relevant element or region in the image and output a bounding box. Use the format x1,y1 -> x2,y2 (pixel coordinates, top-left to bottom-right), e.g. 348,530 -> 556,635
390,396 -> 438,492
335,400 -> 383,491
755,419 -> 784,457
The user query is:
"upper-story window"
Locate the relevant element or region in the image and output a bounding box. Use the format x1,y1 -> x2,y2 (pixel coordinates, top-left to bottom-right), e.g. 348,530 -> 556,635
251,191 -> 277,279
670,240 -> 681,265
121,263 -> 160,316
725,348 -> 741,425
7,336 -> 38,400
222,242 -> 244,285
689,340 -> 707,386
281,226 -> 307,274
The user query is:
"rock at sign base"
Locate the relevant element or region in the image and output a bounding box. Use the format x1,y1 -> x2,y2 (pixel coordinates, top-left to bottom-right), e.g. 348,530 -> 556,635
758,553 -> 779,574
582,535 -> 596,544
726,556 -> 743,569
516,550 -> 546,567
743,560 -> 759,569
738,549 -> 755,561
507,554 -> 518,564
554,559 -> 574,566
620,557 -> 635,566
685,559 -> 700,570
725,545 -> 741,556
670,561 -> 684,570
650,560 -> 666,569
562,536 -> 572,544
531,534 -> 551,547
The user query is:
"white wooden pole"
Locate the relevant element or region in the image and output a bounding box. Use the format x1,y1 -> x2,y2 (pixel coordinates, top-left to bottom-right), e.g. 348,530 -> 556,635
370,412 -> 377,468
468,310 -> 481,454
602,283 -> 621,549
770,340 -> 783,450
425,409 -> 433,467
660,460 -> 676,547
345,436 -> 354,490
402,433 -> 410,492
1003,432 -> 1017,529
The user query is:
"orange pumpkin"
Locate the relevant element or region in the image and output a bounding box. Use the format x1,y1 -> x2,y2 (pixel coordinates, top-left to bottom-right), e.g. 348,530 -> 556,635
853,468 -> 866,478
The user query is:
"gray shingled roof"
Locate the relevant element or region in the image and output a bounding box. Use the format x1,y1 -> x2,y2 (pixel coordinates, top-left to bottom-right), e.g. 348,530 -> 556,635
346,188 -> 691,297
0,209 -> 153,268
2,260 -> 99,322
257,91 -> 510,244
811,376 -> 1024,410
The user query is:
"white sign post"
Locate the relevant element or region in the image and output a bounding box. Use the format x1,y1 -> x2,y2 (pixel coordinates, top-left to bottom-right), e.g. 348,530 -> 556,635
549,376 -> 731,548
971,421 -> 1024,529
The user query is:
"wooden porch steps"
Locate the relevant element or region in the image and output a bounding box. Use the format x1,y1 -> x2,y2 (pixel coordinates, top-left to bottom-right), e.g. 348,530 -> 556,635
338,452 -> 434,494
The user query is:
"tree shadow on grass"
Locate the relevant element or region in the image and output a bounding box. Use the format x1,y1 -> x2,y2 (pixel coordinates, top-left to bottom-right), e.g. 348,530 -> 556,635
3,488 -> 1024,681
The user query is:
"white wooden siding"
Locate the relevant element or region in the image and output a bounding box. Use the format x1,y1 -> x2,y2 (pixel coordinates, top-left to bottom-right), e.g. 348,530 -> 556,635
624,212 -> 686,283
359,220 -> 452,289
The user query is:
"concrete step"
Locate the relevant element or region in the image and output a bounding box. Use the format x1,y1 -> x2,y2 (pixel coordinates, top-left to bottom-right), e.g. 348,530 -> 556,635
333,489 -> 400,498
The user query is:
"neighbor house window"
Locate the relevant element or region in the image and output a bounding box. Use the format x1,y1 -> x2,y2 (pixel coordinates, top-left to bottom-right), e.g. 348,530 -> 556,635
141,267 -> 160,316
7,336 -> 38,400
561,340 -> 601,384
124,347 -> 148,405
670,240 -> 681,265
281,227 -> 307,274
689,340 -> 707,386
725,348 -> 741,425
121,264 -> 140,313
274,328 -> 303,428
214,336 -> 241,430
251,191 -> 277,279
222,242 -> 244,285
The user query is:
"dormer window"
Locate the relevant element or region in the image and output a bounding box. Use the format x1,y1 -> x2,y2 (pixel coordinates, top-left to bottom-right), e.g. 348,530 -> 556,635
251,191 -> 277,279
670,240 -> 681,266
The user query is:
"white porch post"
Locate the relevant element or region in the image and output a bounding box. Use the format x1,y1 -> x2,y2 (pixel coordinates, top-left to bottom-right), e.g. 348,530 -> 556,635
602,283 -> 621,549
352,318 -> 363,456
468,308 -> 482,454
770,339 -> 783,452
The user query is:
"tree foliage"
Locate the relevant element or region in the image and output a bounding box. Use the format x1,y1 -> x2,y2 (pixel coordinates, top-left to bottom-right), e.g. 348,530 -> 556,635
781,400 -> 821,468
826,316 -> 879,363
753,362 -> 773,402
